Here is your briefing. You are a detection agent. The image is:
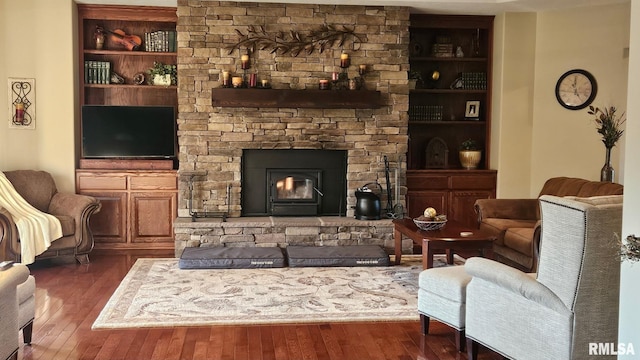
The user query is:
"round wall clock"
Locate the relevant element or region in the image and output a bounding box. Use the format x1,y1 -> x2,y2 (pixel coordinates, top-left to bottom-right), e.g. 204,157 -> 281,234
555,69 -> 597,110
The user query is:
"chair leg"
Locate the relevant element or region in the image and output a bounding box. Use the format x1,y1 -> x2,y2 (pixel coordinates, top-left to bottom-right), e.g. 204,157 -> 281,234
420,314 -> 430,335
22,320 -> 33,344
467,338 -> 478,360
454,329 -> 465,352
76,254 -> 90,264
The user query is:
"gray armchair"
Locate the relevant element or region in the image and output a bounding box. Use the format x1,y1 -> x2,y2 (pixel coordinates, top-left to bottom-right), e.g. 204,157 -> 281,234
0,170 -> 101,264
465,195 -> 623,360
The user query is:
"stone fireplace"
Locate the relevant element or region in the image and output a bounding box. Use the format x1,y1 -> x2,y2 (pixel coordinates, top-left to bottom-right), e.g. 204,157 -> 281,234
173,0 -> 411,256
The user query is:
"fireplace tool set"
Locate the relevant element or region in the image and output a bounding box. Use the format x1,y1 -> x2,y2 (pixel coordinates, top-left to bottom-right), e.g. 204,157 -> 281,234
354,156 -> 404,220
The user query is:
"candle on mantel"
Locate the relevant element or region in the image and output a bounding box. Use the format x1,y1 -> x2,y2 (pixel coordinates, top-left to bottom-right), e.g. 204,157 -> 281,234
319,79 -> 330,90
359,64 -> 367,75
222,71 -> 230,87
340,53 -> 350,68
241,54 -> 250,69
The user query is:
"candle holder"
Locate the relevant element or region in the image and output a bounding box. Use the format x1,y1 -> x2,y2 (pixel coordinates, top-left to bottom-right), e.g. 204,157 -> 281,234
222,71 -> 230,88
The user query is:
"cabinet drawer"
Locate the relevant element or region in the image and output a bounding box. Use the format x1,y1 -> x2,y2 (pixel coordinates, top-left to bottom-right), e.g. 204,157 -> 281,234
130,175 -> 177,190
451,174 -> 496,190
407,174 -> 449,190
77,175 -> 127,190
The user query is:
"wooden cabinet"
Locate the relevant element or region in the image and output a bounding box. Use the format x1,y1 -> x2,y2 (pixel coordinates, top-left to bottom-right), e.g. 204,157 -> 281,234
406,170 -> 496,228
408,14 -> 493,170
77,5 -> 177,107
76,170 -> 177,250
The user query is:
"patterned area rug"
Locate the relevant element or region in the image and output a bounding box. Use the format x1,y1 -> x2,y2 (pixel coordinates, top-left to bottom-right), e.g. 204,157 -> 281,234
92,254 -> 464,329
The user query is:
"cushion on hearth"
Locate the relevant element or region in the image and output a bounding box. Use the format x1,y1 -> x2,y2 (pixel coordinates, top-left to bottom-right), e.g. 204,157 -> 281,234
178,246 -> 286,269
286,245 -> 390,267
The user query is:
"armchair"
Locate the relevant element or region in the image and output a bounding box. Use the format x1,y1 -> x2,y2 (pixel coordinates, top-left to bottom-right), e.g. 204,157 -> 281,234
474,177 -> 623,271
0,170 -> 101,264
465,195 -> 623,360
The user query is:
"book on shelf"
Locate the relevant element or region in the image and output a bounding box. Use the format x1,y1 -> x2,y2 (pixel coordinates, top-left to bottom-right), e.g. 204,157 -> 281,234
409,105 -> 444,122
84,60 -> 111,84
144,30 -> 177,52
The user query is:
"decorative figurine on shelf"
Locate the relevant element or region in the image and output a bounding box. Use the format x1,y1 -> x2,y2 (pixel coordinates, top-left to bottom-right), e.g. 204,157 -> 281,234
455,46 -> 464,58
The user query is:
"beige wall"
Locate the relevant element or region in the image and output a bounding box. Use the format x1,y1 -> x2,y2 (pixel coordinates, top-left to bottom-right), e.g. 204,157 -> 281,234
491,12 -> 537,198
529,3 -> 629,195
0,0 -> 77,192
619,0 -> 640,350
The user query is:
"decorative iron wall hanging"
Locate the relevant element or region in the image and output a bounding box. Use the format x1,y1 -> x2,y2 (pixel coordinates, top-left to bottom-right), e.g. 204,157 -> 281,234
226,25 -> 363,56
7,78 -> 36,129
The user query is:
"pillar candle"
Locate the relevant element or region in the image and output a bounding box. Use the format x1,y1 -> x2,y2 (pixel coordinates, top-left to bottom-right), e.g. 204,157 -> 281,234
340,53 -> 350,68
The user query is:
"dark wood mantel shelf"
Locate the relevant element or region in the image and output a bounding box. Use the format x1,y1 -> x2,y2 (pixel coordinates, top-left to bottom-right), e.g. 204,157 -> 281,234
211,88 -> 382,109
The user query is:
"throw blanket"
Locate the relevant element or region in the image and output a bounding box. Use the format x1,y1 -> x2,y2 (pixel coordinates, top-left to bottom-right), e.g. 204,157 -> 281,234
0,172 -> 62,264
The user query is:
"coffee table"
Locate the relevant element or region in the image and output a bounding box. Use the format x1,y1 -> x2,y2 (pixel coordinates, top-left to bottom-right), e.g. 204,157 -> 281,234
393,218 -> 495,269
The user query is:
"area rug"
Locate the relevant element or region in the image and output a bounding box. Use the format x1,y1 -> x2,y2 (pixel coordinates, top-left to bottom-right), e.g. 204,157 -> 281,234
92,254 -> 464,329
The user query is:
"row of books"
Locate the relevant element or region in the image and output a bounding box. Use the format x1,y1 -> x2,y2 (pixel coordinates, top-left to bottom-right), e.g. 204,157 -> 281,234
409,105 -> 444,122
145,30 -> 177,52
460,72 -> 487,90
84,60 -> 111,84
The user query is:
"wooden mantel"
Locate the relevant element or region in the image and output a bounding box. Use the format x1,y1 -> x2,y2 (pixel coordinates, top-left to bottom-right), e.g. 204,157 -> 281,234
211,88 -> 382,109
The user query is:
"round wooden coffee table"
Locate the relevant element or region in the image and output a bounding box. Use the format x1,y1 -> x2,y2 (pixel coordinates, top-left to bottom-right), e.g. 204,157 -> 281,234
393,218 -> 496,269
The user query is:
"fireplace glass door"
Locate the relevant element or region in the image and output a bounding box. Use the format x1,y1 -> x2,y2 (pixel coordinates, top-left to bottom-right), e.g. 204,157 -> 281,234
268,170 -> 322,216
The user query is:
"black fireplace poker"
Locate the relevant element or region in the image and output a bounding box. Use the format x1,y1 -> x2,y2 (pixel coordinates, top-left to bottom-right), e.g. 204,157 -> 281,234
384,155 -> 394,217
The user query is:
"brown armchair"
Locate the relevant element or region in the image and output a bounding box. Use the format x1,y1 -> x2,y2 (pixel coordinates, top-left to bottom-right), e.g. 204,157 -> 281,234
0,170 -> 101,264
474,177 -> 623,271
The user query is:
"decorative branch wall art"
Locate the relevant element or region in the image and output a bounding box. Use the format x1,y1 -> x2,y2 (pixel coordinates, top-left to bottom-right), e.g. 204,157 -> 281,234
226,25 -> 363,56
8,78 -> 36,129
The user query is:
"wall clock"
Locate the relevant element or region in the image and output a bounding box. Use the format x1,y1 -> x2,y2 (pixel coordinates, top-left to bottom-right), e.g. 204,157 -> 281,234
555,69 -> 597,110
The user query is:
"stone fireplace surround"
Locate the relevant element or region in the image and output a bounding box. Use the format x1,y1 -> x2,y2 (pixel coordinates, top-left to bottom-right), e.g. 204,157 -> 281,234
173,0 -> 410,257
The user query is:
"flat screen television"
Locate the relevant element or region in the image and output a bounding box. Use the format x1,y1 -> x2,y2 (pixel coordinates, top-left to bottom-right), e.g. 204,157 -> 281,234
82,105 -> 177,159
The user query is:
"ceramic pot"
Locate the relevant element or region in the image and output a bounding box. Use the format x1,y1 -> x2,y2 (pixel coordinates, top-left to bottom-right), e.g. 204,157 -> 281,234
459,150 -> 482,169
153,74 -> 172,86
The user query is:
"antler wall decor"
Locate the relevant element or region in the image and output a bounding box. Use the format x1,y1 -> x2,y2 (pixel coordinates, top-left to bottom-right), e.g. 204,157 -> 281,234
226,25 -> 364,57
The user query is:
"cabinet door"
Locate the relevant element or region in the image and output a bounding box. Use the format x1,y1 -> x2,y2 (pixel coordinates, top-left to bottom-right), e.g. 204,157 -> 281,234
82,191 -> 128,244
406,191 -> 448,219
449,190 -> 494,228
130,192 -> 177,244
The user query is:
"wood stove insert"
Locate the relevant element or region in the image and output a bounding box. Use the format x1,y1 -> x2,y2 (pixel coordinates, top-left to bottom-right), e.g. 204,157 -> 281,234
242,149 -> 347,216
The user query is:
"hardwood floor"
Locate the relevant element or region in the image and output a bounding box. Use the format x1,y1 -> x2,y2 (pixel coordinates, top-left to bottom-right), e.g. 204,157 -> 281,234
18,251 -> 502,360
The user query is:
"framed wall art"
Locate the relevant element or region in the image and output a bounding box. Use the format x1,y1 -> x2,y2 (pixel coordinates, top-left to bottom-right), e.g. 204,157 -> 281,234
8,77 -> 36,129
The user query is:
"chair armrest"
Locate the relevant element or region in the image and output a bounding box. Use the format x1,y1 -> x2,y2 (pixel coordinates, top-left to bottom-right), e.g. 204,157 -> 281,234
49,193 -> 101,249
48,192 -> 100,218
474,198 -> 539,222
464,257 -> 567,312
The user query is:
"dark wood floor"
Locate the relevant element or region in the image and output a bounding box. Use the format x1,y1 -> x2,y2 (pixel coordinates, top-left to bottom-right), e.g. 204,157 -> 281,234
18,251 -> 502,360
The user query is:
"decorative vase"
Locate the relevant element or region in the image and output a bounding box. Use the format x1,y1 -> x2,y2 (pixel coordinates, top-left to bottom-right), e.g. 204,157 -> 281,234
408,79 -> 417,90
601,146 -> 615,182
459,150 -> 482,169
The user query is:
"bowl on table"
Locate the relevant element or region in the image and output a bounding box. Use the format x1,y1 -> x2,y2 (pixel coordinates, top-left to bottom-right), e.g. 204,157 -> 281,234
413,215 -> 447,231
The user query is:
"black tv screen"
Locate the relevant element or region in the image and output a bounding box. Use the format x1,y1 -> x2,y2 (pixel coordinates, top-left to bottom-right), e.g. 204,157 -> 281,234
82,105 -> 176,159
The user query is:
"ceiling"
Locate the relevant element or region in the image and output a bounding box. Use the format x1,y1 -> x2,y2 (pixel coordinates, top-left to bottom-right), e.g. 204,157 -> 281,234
76,0 -> 628,15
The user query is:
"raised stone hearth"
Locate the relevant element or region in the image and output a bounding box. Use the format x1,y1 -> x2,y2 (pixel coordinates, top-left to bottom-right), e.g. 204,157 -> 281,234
174,217 -> 412,257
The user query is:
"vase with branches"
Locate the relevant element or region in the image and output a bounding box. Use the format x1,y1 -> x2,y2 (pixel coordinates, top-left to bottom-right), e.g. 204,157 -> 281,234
588,105 -> 625,182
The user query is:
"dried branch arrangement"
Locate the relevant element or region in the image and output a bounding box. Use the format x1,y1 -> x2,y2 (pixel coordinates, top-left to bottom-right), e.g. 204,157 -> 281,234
226,25 -> 363,57
620,234 -> 640,263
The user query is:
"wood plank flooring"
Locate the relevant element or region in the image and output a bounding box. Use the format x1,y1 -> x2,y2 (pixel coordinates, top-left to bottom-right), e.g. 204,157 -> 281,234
17,251 -> 502,360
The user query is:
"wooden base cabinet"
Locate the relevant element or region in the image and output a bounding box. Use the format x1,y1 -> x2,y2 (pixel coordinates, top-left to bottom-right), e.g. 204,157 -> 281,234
76,170 -> 177,250
407,170 -> 496,228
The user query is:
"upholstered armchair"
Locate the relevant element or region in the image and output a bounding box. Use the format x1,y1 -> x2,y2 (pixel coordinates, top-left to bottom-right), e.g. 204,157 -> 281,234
0,170 -> 101,264
465,195 -> 623,360
474,177 -> 623,271
0,262 -> 30,360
